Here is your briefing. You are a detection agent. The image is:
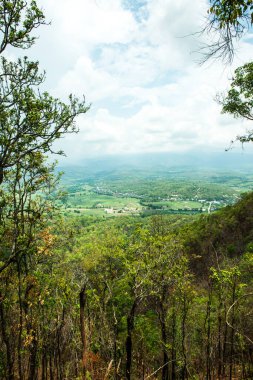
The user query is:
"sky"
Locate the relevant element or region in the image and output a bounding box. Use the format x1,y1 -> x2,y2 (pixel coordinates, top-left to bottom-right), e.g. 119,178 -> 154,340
18,0 -> 253,161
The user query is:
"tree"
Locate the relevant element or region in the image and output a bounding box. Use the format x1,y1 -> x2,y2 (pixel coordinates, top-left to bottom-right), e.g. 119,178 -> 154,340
202,0 -> 253,63
0,0 -> 89,269
201,3 -> 253,145
0,0 -> 46,54
0,2 -> 89,376
0,0 -> 89,185
0,57 -> 89,185
216,62 -> 253,144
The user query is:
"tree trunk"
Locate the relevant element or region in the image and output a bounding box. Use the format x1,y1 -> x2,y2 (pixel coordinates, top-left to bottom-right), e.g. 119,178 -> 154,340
28,332 -> 38,380
113,323 -> 118,380
181,295 -> 188,380
206,283 -> 212,380
159,304 -> 169,380
222,305 -> 228,377
229,280 -> 236,380
171,304 -> 177,380
80,285 -> 87,379
41,349 -> 47,380
217,293 -> 222,380
0,165 -> 4,185
0,294 -> 14,380
17,261 -> 23,380
49,352 -> 54,380
125,299 -> 137,380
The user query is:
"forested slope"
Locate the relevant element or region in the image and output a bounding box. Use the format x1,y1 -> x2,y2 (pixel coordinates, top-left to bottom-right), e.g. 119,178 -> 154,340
1,191 -> 252,379
181,192 -> 253,277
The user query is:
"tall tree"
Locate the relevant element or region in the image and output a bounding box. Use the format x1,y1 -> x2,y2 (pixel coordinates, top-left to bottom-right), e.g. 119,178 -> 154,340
0,1 -> 89,377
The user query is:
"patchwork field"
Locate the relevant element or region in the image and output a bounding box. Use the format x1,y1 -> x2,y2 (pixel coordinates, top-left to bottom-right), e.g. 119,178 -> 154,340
54,164 -> 253,217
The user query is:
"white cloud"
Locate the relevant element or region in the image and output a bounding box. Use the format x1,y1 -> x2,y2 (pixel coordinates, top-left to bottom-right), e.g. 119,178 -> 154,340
42,0 -> 137,47
29,0 -> 253,161
54,56 -> 118,103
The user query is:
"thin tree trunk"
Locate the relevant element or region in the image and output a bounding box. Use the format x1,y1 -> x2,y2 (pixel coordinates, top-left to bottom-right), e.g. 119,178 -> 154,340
171,303 -> 177,380
159,304 -> 169,380
28,330 -> 38,380
205,283 -> 212,380
57,308 -> 65,380
49,352 -> 54,380
23,283 -> 37,380
0,165 -> 4,185
0,294 -> 14,380
217,293 -> 222,380
17,261 -> 23,380
80,285 -> 87,379
229,280 -> 236,380
41,349 -> 47,380
113,323 -> 118,380
125,299 -> 137,380
222,305 -> 228,377
181,295 -> 188,380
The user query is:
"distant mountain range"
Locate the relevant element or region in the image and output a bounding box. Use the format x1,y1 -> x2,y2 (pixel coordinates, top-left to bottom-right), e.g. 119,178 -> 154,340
56,150 -> 253,182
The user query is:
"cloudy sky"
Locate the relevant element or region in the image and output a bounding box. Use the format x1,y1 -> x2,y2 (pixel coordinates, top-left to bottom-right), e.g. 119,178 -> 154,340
25,0 -> 253,161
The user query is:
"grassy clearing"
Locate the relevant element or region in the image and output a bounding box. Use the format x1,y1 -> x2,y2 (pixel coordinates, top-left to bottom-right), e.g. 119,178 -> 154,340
145,200 -> 203,209
66,193 -> 141,209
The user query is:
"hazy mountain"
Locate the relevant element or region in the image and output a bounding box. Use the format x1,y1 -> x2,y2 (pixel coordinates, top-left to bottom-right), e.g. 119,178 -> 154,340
57,150 -> 253,183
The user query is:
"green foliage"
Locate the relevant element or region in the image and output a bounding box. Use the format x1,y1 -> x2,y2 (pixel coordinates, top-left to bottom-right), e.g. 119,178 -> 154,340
209,0 -> 253,29
204,0 -> 253,62
0,0 -> 46,53
217,62 -> 253,144
0,56 -> 89,181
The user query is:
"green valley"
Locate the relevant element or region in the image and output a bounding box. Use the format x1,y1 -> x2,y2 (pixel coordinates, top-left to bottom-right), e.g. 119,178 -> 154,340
54,160 -> 253,218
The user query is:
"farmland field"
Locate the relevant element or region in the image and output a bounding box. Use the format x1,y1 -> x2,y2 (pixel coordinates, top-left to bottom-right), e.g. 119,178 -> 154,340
54,155 -> 253,218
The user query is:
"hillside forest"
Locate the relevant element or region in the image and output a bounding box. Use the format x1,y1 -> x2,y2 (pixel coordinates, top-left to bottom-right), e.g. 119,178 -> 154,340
0,1 -> 253,380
